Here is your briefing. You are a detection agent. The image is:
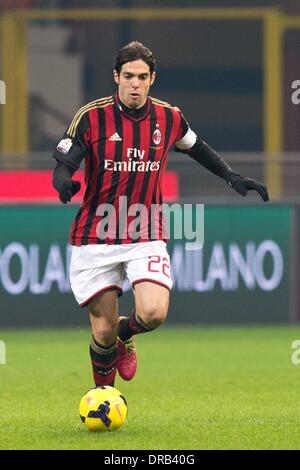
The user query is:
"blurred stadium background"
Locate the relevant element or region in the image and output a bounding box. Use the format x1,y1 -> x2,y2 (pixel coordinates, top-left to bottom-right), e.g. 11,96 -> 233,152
1,0 -> 300,327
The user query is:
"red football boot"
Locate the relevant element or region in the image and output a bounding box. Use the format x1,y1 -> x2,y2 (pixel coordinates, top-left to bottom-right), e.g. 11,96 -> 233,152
117,337 -> 137,381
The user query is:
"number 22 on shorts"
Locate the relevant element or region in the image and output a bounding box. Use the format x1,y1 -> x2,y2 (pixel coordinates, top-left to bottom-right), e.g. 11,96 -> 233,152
148,255 -> 170,278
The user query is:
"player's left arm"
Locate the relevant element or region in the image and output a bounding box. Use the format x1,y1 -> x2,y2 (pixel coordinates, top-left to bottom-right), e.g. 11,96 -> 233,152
174,115 -> 269,202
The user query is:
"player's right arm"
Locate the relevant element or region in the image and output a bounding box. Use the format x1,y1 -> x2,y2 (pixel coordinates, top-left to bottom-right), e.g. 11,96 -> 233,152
52,111 -> 90,204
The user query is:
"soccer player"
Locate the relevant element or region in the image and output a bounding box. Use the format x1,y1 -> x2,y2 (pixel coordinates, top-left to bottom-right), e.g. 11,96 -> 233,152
52,41 -> 269,387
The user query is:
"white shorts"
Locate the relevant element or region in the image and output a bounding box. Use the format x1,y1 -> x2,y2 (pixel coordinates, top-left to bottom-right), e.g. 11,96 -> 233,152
69,241 -> 173,307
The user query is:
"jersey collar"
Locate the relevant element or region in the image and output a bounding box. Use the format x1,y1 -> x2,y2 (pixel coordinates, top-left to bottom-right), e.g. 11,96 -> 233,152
114,93 -> 151,122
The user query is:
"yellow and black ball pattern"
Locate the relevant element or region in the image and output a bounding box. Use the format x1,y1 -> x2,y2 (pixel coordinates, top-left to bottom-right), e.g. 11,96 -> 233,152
79,386 -> 128,432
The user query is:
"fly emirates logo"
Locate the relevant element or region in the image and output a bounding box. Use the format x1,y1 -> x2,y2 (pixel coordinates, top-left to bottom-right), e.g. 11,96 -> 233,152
104,148 -> 161,172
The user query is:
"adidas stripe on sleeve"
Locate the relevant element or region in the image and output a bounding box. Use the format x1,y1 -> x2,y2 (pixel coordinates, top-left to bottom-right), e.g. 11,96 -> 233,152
52,103 -> 93,170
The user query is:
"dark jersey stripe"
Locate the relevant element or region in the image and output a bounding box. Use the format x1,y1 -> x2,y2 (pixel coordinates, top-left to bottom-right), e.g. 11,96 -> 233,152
156,155 -> 169,240
127,117 -> 151,242
156,107 -> 180,240
79,107 -> 102,243
136,103 -> 157,216
70,115 -> 92,245
103,103 -> 124,244
81,107 -> 106,244
73,107 -> 101,244
121,118 -> 141,243
115,117 -> 133,243
95,104 -> 117,243
130,104 -> 158,243
148,106 -> 174,240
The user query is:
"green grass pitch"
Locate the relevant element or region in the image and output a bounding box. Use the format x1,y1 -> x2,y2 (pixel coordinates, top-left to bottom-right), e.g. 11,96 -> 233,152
0,325 -> 300,450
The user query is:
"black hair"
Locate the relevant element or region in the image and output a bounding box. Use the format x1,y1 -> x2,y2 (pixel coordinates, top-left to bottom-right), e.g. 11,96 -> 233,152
114,41 -> 156,75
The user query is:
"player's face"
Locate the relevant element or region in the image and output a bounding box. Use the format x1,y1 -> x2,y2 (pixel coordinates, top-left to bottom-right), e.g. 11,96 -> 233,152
114,60 -> 156,109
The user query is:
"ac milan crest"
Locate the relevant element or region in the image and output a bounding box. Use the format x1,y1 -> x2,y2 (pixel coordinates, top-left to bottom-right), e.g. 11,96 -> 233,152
152,128 -> 162,146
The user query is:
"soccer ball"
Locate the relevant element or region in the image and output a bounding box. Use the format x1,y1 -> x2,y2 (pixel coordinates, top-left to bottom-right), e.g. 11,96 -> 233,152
79,386 -> 128,432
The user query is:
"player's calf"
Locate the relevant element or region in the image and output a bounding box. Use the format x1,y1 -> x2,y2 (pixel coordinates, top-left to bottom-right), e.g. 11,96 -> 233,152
117,309 -> 163,382
90,336 -> 118,386
118,309 -> 156,342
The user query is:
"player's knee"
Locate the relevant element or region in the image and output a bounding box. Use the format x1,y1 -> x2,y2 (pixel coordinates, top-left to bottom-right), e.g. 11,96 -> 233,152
140,305 -> 168,329
90,316 -> 118,345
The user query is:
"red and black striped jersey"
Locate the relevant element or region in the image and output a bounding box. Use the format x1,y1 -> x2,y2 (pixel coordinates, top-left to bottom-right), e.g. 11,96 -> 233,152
53,93 -> 197,245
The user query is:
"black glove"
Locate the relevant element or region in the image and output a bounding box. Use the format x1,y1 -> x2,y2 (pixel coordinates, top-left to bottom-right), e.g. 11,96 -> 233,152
58,180 -> 81,204
227,172 -> 269,202
52,163 -> 81,204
